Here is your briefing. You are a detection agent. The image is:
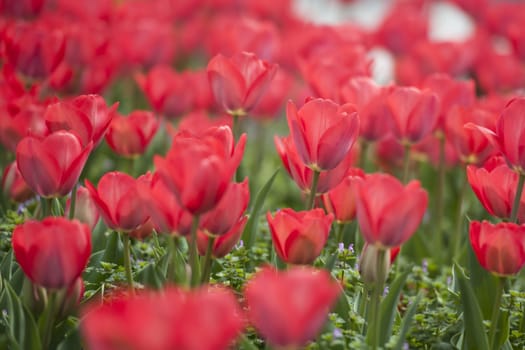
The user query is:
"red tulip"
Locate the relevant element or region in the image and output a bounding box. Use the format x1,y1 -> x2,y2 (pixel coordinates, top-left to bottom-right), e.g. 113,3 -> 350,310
137,173 -> 192,236
339,77 -> 394,142
1,161 -> 33,203
196,217 -> 247,258
445,106 -> 497,165
207,51 -> 278,116
45,95 -> 117,147
0,101 -> 48,152
355,173 -> 428,248
267,208 -> 333,265
65,186 -> 100,231
322,168 -> 365,223
274,135 -> 355,194
135,66 -> 213,118
82,286 -> 244,350
200,180 -> 249,236
105,111 -> 159,157
86,172 -> 149,231
287,98 -> 359,171
2,20 -> 66,78
154,126 -> 246,214
467,156 -> 525,223
16,131 -> 93,198
470,221 -> 525,276
386,86 -> 439,144
244,266 -> 341,348
12,217 -> 91,289
467,98 -> 525,173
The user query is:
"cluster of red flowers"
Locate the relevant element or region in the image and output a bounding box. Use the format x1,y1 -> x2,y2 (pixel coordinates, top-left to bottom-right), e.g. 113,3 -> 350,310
2,0 -> 525,348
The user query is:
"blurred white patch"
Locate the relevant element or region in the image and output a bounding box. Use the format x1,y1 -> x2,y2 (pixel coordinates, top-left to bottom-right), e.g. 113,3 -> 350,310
293,0 -> 391,28
368,47 -> 394,85
429,1 -> 474,42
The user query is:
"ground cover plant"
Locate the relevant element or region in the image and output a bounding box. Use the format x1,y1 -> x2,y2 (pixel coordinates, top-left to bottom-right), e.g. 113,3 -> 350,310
1,0 -> 525,349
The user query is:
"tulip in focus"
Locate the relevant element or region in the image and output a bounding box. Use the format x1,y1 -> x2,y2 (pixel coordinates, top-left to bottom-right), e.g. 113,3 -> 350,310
467,156 -> 525,223
137,173 -> 193,236
267,208 -> 333,265
12,217 -> 91,289
154,126 -> 246,214
105,110 -> 159,157
244,266 -> 341,349
467,97 -> 525,173
286,98 -> 359,171
469,221 -> 525,276
16,130 -> 93,198
322,168 -> 365,223
355,173 -> 428,248
275,135 -> 356,194
82,286 -> 244,350
86,171 -> 149,231
207,51 -> 278,116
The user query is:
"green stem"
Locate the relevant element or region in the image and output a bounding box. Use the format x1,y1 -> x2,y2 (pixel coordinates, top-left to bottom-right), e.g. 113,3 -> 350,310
488,277 -> 505,349
51,198 -> 63,216
402,142 -> 411,184
39,290 -> 59,349
40,197 -> 51,218
232,114 -> 241,141
200,236 -> 216,284
306,169 -> 321,210
68,184 -> 78,220
366,249 -> 387,349
166,235 -> 177,283
510,173 -> 525,223
452,176 -> 469,261
122,233 -> 135,294
335,222 -> 345,244
189,215 -> 201,287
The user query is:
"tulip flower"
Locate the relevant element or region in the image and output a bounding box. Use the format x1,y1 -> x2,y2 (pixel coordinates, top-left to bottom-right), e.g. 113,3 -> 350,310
12,217 -> 91,289
469,220 -> 525,276
322,168 -> 365,223
200,180 -> 250,236
386,86 -> 439,145
286,98 -> 359,171
82,286 -> 244,350
267,208 -> 333,265
207,51 -> 278,116
65,186 -> 100,230
1,161 -> 34,203
16,131 -> 93,198
275,135 -> 355,194
137,173 -> 192,236
2,20 -> 66,79
45,96 -> 117,147
196,217 -> 247,258
467,156 -> 525,223
0,99 -> 47,152
244,266 -> 341,348
467,98 -> 525,173
355,173 -> 428,248
86,171 -> 149,231
105,111 -> 159,157
154,126 -> 246,215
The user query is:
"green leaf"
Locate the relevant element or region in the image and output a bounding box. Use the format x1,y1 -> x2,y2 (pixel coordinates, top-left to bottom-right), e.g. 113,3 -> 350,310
242,168 -> 279,249
136,263 -> 166,289
453,264 -> 489,350
1,279 -> 42,350
101,231 -> 124,265
493,310 -> 509,350
378,270 -> 410,345
393,293 -> 423,350
323,251 -> 338,272
0,250 -> 13,280
467,244 -> 498,319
